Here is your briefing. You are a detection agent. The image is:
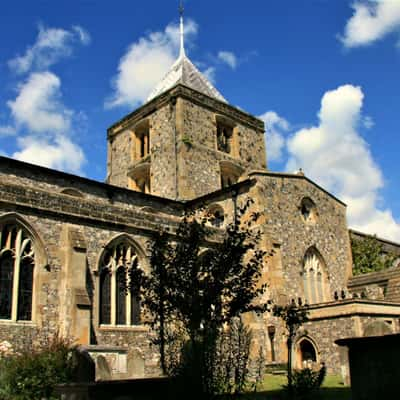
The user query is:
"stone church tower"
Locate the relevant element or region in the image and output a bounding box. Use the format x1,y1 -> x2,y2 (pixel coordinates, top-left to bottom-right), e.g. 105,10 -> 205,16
106,11 -> 266,200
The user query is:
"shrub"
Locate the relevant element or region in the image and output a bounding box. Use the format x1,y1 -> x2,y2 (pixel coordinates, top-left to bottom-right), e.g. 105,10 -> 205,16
290,366 -> 325,396
0,333 -> 76,400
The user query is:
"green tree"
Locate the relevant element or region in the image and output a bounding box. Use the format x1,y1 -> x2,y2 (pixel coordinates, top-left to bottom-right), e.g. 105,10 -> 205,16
273,301 -> 309,393
136,199 -> 269,397
351,235 -> 397,275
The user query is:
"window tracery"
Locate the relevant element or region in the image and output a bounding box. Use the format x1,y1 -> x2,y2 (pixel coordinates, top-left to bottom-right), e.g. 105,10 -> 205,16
99,241 -> 141,326
302,248 -> 329,304
0,224 -> 35,321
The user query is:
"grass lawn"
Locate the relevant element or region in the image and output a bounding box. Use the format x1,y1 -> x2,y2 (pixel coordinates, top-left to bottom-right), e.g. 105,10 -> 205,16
240,374 -> 352,400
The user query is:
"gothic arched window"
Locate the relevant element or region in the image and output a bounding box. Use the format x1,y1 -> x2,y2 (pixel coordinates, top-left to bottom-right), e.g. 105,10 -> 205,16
0,224 -> 35,321
99,240 -> 141,326
302,248 -> 329,304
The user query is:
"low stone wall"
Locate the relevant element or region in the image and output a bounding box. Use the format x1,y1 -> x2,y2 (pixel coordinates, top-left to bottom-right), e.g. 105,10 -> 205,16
55,377 -> 173,400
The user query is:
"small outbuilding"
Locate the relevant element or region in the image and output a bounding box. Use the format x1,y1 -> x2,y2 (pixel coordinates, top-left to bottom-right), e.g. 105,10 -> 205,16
336,333 -> 400,400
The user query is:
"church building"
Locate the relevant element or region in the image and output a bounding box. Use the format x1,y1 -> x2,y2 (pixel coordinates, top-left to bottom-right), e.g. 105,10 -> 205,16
1,10 -> 400,380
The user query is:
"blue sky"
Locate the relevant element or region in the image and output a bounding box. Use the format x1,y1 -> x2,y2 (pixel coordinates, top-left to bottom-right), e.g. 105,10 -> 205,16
0,0 -> 400,241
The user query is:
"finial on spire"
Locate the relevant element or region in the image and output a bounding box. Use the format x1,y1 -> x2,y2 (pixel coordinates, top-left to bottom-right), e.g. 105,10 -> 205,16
179,0 -> 185,57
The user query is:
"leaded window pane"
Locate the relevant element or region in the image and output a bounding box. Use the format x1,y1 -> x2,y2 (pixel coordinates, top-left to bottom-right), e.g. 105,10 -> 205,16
0,252 -> 14,319
17,258 -> 34,320
116,267 -> 126,325
131,293 -> 140,325
100,269 -> 111,324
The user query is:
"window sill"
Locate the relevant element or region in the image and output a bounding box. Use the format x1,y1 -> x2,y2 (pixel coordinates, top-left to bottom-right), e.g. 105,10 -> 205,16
98,324 -> 148,332
0,319 -> 36,327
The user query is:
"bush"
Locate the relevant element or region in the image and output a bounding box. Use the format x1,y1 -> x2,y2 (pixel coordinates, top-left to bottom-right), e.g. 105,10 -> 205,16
0,334 -> 76,400
291,368 -> 320,395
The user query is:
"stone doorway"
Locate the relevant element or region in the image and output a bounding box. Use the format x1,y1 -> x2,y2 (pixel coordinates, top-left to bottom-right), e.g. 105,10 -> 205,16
296,338 -> 317,369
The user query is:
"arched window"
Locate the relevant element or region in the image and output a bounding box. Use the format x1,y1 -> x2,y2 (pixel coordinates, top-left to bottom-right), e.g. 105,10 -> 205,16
206,205 -> 225,228
219,161 -> 243,189
302,247 -> 329,304
99,240 -> 142,326
300,197 -> 317,223
0,224 -> 35,321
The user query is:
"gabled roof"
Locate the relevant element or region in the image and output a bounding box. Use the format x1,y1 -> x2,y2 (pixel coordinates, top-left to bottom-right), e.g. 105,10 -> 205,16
146,53 -> 227,103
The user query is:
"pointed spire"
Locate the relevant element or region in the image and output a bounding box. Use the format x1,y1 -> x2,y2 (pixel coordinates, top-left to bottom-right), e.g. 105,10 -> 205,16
146,0 -> 227,103
179,0 -> 185,57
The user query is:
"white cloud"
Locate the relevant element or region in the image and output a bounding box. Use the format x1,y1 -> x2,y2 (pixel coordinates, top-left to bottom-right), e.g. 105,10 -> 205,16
286,84 -> 400,242
7,72 -> 72,133
259,111 -> 289,162
8,24 -> 90,74
72,25 -> 91,46
106,19 -> 198,108
363,115 -> 374,129
218,51 -> 237,69
203,67 -> 216,84
2,24 -> 88,174
13,135 -> 85,174
0,125 -> 16,136
340,0 -> 400,47
5,71 -> 86,174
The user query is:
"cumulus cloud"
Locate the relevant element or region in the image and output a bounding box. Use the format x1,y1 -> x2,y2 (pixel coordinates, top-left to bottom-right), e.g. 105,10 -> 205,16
218,51 -> 237,69
13,135 -> 85,174
7,72 -> 72,133
1,24 -> 90,174
4,71 -> 86,173
286,84 -> 400,241
340,0 -> 400,47
259,111 -> 289,162
106,19 -> 198,108
8,24 -> 90,74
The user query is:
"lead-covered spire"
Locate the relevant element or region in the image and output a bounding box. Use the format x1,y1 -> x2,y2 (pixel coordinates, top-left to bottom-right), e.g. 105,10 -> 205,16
146,2 -> 227,103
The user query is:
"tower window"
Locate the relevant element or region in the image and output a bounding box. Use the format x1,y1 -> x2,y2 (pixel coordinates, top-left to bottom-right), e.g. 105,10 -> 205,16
0,224 -> 35,321
217,123 -> 233,154
129,164 -> 151,194
138,130 -> 149,158
132,120 -> 150,160
219,161 -> 243,189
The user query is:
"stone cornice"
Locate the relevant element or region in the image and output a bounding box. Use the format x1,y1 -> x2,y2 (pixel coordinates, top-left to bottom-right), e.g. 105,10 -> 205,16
307,299 -> 400,320
108,84 -> 265,139
0,179 -> 181,236
0,156 -> 181,210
